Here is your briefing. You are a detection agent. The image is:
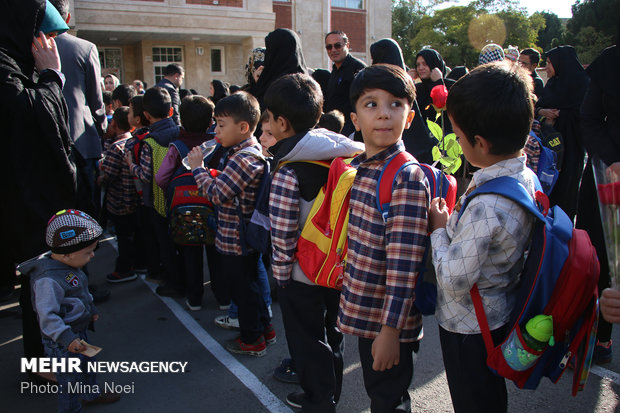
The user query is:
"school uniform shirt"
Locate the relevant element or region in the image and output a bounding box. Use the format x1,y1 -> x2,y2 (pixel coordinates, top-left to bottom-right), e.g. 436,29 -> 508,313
338,141 -> 429,342
431,156 -> 537,334
192,137 -> 263,256
100,132 -> 139,215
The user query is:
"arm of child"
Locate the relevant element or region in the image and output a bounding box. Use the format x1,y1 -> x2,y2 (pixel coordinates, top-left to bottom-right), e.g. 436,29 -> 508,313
372,325 -> 401,371
429,197 -> 449,231
155,146 -> 180,190
601,288 -> 620,323
32,278 -> 79,350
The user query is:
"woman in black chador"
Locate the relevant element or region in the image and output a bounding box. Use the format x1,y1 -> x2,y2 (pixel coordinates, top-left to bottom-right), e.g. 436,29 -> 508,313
536,45 -> 589,220
414,48 -> 455,130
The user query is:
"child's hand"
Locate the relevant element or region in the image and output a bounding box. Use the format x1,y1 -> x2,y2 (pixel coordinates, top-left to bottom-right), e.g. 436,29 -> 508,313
187,146 -> 204,170
92,314 -> 99,322
124,150 -> 133,167
429,197 -> 449,231
68,338 -> 86,354
601,288 -> 620,323
371,325 -> 401,371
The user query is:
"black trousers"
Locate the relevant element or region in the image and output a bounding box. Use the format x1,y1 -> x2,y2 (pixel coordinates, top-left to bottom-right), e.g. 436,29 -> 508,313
133,205 -> 151,270
206,244 -> 229,307
439,325 -> 508,413
278,281 -> 343,413
358,337 -> 419,413
219,252 -> 270,343
150,208 -> 182,291
178,245 -> 205,306
108,211 -> 137,274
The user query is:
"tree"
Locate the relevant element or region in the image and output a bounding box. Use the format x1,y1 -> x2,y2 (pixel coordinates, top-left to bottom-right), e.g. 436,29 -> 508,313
535,12 -> 565,53
497,8 -> 545,49
564,0 -> 619,64
392,0 -> 428,67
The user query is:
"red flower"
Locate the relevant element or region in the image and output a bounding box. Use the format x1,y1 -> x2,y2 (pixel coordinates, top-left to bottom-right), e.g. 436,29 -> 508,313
598,182 -> 620,206
430,85 -> 448,110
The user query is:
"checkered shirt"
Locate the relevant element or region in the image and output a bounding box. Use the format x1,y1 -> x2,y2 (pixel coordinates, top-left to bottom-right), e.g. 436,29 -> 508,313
193,137 -> 264,255
100,132 -> 139,216
338,142 -> 429,342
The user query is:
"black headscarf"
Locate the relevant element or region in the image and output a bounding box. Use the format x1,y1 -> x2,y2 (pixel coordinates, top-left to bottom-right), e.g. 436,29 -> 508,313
210,79 -> 229,104
370,38 -> 438,163
586,45 -> 620,98
414,48 -> 455,131
538,46 -> 589,110
1,0 -> 77,259
446,66 -> 469,82
416,49 -> 448,77
249,28 -> 307,103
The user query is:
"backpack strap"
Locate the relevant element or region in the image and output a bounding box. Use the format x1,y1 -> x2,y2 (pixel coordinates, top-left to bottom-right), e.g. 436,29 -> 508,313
470,284 -> 496,354
457,176 -> 546,222
376,151 -> 416,223
171,140 -> 190,159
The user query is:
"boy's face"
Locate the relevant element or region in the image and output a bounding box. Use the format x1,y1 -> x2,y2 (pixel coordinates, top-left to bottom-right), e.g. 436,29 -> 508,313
350,88 -> 414,158
64,241 -> 98,269
449,114 -> 485,168
266,109 -> 290,141
128,104 -> 140,128
259,120 -> 277,155
214,115 -> 247,148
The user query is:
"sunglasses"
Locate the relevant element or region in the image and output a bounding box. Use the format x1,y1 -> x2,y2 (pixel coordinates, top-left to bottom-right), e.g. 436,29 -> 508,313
325,43 -> 343,51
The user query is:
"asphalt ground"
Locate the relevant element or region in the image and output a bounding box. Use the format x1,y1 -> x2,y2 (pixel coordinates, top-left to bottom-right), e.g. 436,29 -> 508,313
1,235 -> 620,412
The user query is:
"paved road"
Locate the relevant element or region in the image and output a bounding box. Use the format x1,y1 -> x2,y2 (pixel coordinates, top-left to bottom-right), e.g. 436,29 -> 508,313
2,236 -> 619,412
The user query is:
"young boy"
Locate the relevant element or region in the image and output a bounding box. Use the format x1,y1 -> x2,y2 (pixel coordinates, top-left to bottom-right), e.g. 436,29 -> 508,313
125,87 -> 181,296
338,64 -> 429,412
18,209 -> 120,411
265,73 -> 364,411
155,95 -> 217,311
428,62 -> 538,413
99,106 -> 139,283
187,91 -> 273,356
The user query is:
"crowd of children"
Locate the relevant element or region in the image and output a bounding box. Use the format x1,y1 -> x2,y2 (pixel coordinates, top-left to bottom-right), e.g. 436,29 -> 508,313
23,21 -> 614,413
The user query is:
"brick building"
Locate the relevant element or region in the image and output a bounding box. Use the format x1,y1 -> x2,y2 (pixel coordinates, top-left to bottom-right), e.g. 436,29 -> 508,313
68,0 -> 392,94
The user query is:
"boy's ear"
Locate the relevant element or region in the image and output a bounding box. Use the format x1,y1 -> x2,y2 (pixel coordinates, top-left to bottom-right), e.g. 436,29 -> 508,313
350,112 -> 361,131
475,134 -> 492,155
276,115 -> 292,135
238,121 -> 250,135
143,111 -> 154,123
405,109 -> 415,129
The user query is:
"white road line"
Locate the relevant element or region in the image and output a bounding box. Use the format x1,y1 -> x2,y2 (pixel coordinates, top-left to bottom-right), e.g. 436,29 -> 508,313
102,235 -> 291,412
590,365 -> 620,387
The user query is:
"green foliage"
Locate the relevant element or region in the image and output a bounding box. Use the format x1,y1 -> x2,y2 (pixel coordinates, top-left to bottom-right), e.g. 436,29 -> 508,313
574,26 -> 614,64
535,12 -> 565,53
428,119 -> 463,175
392,0 -> 429,67
564,0 -> 619,64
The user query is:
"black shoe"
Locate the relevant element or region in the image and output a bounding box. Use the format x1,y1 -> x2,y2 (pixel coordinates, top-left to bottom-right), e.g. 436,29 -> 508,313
286,391 -> 307,409
274,358 -> 299,384
89,285 -> 111,303
156,285 -> 184,298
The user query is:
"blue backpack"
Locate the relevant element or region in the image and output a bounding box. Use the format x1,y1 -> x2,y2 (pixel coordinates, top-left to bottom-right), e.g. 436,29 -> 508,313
529,131 -> 559,195
459,176 -> 599,395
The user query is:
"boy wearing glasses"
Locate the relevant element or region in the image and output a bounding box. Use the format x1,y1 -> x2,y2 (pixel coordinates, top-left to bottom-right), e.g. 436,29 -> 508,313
324,30 -> 366,136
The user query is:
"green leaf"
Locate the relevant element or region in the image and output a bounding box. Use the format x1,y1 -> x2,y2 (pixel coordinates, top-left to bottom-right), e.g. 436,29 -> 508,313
426,119 -> 443,141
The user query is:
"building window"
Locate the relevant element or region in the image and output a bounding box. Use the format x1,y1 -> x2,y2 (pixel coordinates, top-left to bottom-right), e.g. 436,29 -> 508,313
99,48 -> 122,69
210,47 -> 225,74
153,46 -> 183,83
331,0 -> 362,8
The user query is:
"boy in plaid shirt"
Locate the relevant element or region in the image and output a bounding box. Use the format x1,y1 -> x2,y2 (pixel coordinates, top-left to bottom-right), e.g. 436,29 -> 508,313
187,92 -> 274,357
99,106 -> 139,283
339,64 -> 430,412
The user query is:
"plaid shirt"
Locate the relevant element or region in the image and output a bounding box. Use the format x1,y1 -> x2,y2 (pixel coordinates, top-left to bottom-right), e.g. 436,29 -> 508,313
100,132 -> 139,215
338,142 -> 429,342
193,137 -> 264,255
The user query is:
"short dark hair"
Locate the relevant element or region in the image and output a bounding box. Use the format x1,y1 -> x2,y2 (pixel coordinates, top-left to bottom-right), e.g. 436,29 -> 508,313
318,110 -> 345,134
350,64 -> 416,111
264,73 -> 323,133
112,106 -> 130,132
520,48 -> 541,65
164,64 -> 184,77
112,84 -> 137,106
214,91 -> 260,133
49,0 -> 69,20
143,87 -> 172,120
129,95 -> 149,126
325,30 -> 349,44
446,62 -> 534,156
180,95 -> 215,133
102,90 -> 112,106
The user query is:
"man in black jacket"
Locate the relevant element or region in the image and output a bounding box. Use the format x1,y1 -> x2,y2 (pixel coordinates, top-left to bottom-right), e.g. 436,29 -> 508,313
519,48 -> 545,99
324,31 -> 366,136
156,63 -> 184,125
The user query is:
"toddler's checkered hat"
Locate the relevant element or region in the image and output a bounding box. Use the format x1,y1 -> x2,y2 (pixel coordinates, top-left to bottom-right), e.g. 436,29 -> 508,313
46,209 -> 103,254
479,43 -> 505,65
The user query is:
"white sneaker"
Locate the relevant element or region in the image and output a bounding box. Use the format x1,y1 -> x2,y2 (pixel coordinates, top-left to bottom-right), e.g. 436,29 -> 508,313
215,315 -> 239,330
268,305 -> 273,318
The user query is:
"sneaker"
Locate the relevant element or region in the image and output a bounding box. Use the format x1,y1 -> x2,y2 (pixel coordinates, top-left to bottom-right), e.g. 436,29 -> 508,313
273,358 -> 299,384
106,272 -> 138,283
219,304 -> 231,311
264,324 -> 277,345
185,299 -> 202,311
593,340 -> 613,365
285,391 -> 307,409
82,391 -> 121,405
215,315 -> 240,330
225,336 -> 266,357
155,285 -> 184,298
